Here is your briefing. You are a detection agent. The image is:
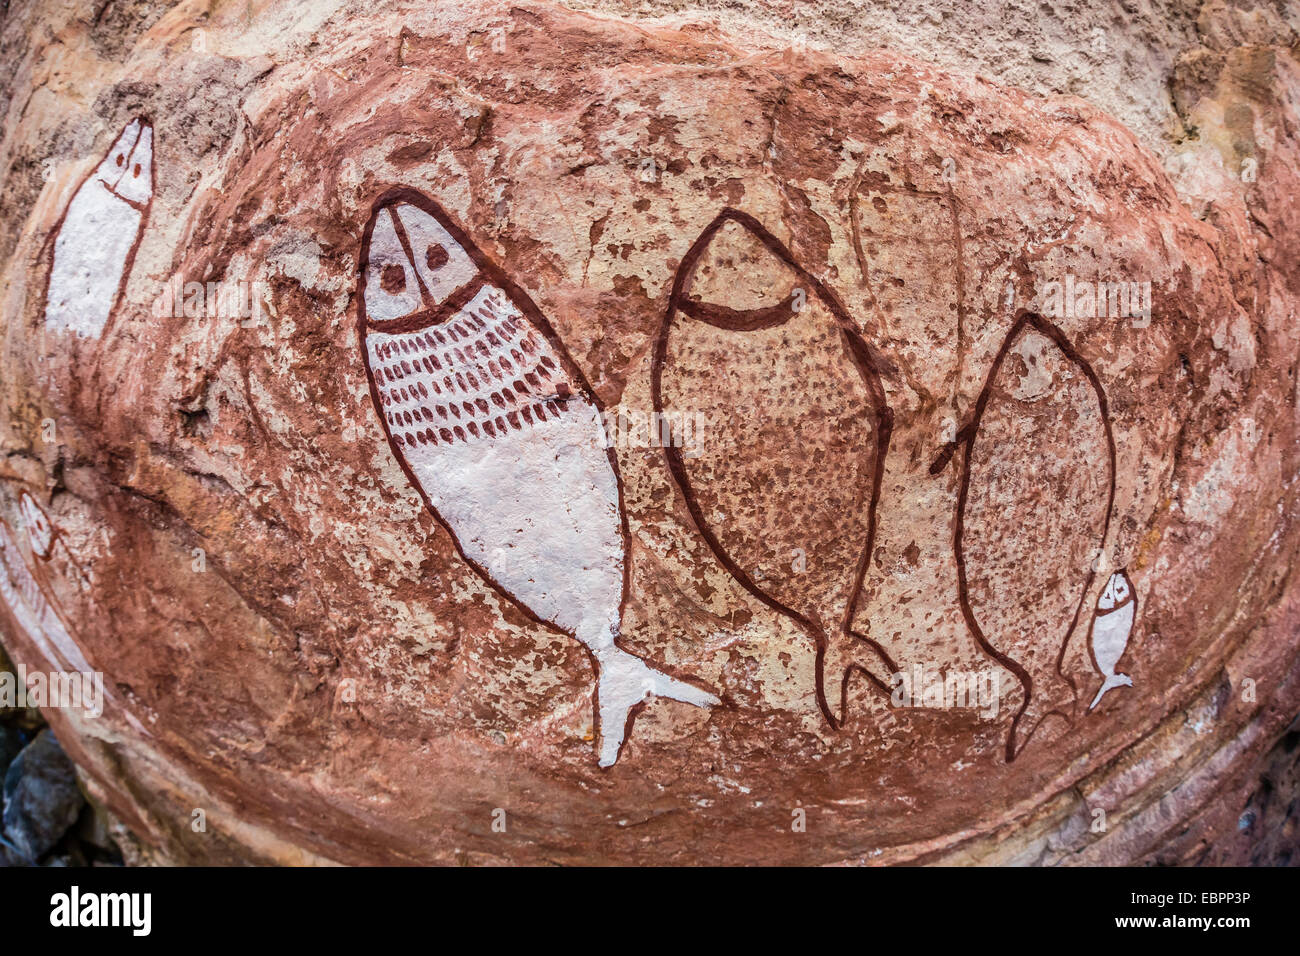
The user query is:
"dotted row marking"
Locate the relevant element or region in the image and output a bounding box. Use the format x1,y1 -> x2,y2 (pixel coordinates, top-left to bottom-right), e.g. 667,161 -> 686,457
391,397 -> 574,448
370,287 -> 511,361
374,340 -> 567,410
373,305 -> 549,399
368,287 -> 581,448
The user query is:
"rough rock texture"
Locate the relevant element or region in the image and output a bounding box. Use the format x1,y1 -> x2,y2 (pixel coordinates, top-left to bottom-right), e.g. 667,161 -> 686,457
1172,712 -> 1300,865
0,0 -> 1297,864
1,729 -> 83,862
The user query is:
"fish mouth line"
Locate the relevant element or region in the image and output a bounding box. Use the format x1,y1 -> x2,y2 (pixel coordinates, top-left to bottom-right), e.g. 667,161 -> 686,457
1097,592 -> 1136,613
362,274 -> 489,334
95,178 -> 148,211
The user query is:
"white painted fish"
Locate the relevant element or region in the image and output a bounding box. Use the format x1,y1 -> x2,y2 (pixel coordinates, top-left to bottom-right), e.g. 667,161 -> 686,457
357,189 -> 717,766
1089,569 -> 1136,710
651,207 -> 895,730
44,117 -> 153,338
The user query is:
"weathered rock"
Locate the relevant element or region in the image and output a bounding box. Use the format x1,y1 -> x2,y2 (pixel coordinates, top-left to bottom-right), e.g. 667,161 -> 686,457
0,725 -> 24,786
0,0 -> 1297,864
1183,713 -> 1300,866
1,729 -> 84,863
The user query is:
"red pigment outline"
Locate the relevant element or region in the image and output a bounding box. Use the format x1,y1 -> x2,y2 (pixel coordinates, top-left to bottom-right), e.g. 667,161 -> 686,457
15,488 -> 87,585
931,310 -> 1117,761
0,516 -> 75,674
357,187 -> 715,766
651,207 -> 897,730
39,116 -> 155,346
16,489 -> 55,560
0,515 -> 100,691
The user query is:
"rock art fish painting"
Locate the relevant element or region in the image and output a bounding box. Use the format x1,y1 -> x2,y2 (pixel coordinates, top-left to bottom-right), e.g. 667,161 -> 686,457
16,489 -> 88,587
357,188 -> 718,767
652,208 -> 896,729
1088,569 -> 1136,710
43,117 -> 153,338
932,311 -> 1116,760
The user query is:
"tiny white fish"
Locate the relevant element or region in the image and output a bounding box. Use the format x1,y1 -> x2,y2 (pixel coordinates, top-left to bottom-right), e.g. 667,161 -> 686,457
1088,569 -> 1136,710
44,117 -> 153,339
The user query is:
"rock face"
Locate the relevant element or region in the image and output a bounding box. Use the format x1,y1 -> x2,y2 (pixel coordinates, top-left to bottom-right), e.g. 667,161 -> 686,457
0,0 -> 1297,865
2,729 -> 84,863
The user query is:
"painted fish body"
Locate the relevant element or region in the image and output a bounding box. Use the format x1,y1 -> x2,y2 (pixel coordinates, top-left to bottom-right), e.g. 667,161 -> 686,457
358,189 -> 716,767
946,313 -> 1116,759
45,118 -> 153,338
1088,569 -> 1136,710
653,208 -> 895,728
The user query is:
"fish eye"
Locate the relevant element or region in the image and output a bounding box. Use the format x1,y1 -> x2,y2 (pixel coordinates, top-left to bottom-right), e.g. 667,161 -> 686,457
133,163 -> 141,177
425,243 -> 449,270
380,263 -> 407,294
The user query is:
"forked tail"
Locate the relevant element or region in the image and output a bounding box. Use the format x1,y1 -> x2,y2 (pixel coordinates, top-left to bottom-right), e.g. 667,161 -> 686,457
1089,673 -> 1132,711
595,647 -> 718,767
816,625 -> 897,730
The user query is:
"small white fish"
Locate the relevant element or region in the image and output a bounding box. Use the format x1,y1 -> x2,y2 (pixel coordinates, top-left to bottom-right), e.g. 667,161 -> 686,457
44,117 -> 154,339
1088,569 -> 1136,710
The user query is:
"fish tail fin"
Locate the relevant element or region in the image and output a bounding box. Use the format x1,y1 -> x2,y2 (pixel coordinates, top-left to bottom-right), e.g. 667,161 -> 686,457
1008,671 -> 1076,760
816,626 -> 896,730
1088,673 -> 1132,711
593,646 -> 718,767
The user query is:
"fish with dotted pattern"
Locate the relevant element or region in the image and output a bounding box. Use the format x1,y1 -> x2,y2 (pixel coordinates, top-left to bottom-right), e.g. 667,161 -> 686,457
357,189 -> 717,767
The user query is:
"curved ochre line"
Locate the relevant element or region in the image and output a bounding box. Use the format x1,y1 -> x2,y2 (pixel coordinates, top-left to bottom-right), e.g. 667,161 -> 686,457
652,207 -> 895,730
357,187 -> 630,638
96,115 -> 154,346
14,490 -> 90,588
938,310 -> 1117,762
676,292 -> 799,331
0,517 -> 79,673
362,274 -> 489,334
0,515 -> 108,701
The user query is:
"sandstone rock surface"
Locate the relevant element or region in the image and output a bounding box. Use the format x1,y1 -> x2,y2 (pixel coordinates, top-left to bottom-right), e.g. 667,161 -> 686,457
0,0 -> 1297,864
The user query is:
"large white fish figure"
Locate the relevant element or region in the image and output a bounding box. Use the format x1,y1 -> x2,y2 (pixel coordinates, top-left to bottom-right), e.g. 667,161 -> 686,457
1088,569 -> 1136,710
357,188 -> 718,767
44,117 -> 153,338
